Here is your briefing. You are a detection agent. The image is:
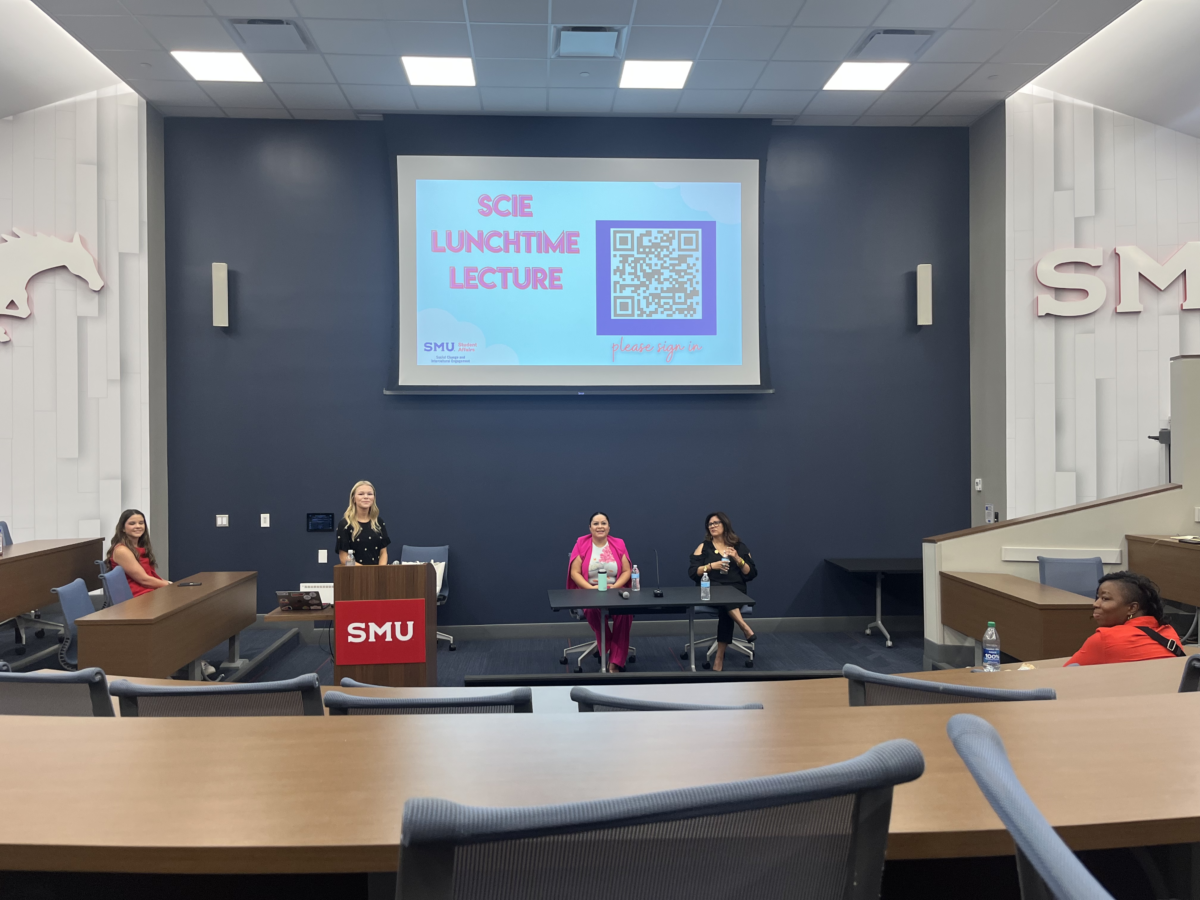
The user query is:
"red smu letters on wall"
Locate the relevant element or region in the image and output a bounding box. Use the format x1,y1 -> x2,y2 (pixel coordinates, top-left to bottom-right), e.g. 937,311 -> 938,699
336,598 -> 427,665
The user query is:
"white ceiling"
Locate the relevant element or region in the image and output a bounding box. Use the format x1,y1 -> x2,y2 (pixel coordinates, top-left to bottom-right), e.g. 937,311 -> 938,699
28,0 -> 1139,125
0,0 -> 121,119
1034,0 -> 1200,137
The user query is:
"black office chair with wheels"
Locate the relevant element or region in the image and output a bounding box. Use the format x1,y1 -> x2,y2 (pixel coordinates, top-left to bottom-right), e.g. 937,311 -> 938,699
680,603 -> 755,669
0,667 -> 114,717
1178,655 -> 1200,692
109,674 -> 324,717
397,738 -> 925,900
843,664 -> 1057,706
326,683 -> 533,714
570,686 -> 763,712
400,545 -> 454,650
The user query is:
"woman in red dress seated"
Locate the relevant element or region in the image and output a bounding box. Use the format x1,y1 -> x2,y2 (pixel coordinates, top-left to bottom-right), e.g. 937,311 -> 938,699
107,508 -> 171,598
1065,571 -> 1185,666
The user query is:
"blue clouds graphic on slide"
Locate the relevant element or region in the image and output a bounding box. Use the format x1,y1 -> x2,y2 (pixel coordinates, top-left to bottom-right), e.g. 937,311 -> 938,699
417,308 -> 519,365
654,182 -> 741,224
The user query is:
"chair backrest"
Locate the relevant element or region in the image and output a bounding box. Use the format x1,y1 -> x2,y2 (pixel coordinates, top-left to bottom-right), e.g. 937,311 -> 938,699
1037,556 -> 1104,598
108,674 -> 324,717
51,577 -> 97,669
842,665 -> 1057,707
570,686 -> 764,713
1179,655 -> 1200,692
400,544 -> 449,600
326,685 -> 533,715
0,667 -> 114,717
98,564 -> 134,607
399,738 -> 925,900
947,714 -> 1113,900
0,520 -> 12,548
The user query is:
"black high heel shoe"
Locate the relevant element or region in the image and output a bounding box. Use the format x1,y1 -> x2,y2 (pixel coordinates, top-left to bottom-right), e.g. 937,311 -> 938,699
743,631 -> 756,642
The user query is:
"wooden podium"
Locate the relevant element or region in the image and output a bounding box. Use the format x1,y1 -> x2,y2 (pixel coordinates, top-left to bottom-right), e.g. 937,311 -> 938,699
332,564 -> 437,687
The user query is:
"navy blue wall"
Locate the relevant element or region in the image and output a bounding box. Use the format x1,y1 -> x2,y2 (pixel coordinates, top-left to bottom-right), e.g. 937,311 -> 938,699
164,116 -> 969,623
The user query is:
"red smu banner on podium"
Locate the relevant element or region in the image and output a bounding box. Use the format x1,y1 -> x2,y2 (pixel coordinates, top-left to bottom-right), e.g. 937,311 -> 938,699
335,598 -> 427,665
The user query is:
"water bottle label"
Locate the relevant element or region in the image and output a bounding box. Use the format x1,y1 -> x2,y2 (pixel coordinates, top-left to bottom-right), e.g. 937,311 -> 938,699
983,647 -> 1000,667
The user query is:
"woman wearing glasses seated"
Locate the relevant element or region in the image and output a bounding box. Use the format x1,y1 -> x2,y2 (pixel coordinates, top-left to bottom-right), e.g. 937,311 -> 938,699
688,511 -> 758,672
567,511 -> 632,673
1065,571 -> 1184,666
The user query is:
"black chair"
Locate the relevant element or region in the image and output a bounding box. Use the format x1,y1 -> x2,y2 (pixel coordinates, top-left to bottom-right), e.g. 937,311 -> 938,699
1178,654 -> 1200,692
680,603 -> 755,668
400,545 -> 454,650
570,686 -> 763,712
109,674 -> 324,717
326,682 -> 533,714
842,664 -> 1057,706
397,738 -> 925,900
0,667 -> 113,717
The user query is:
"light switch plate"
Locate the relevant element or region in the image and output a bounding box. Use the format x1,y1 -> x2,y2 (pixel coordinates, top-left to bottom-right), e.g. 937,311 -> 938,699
260,513 -> 270,527
318,549 -> 328,564
1195,507 -> 1200,523
216,515 -> 229,527
974,478 -> 983,492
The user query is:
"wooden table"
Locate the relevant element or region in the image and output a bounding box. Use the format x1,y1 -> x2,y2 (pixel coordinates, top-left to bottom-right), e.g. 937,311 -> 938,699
0,538 -> 102,668
1128,535 -> 1200,607
1,691 -> 1199,874
76,572 -> 256,679
940,571 -> 1096,660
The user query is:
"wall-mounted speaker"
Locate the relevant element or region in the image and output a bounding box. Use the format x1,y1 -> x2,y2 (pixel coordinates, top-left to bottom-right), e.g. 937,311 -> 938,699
916,263 -> 932,326
212,262 -> 228,327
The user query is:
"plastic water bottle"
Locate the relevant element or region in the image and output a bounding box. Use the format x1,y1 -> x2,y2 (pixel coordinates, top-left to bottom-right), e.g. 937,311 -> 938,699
597,568 -> 608,591
700,571 -> 710,602
346,550 -> 356,567
982,621 -> 1000,671
721,551 -> 729,573
631,565 -> 640,592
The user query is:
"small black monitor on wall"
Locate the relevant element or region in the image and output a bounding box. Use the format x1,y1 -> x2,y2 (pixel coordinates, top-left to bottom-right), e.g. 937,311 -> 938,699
307,513 -> 335,532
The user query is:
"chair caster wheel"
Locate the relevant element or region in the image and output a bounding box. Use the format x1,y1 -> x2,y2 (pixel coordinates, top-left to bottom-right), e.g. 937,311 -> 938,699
702,662 -> 711,670
34,629 -> 45,639
574,666 -> 583,673
628,655 -> 636,664
14,647 -> 25,656
448,644 -> 456,651
885,641 -> 893,648
745,660 -> 754,668
679,652 -> 689,660
865,628 -> 872,635
559,656 -> 568,665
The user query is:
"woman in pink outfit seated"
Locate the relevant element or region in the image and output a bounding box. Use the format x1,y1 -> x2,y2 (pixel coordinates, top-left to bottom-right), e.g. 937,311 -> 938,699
567,511 -> 633,673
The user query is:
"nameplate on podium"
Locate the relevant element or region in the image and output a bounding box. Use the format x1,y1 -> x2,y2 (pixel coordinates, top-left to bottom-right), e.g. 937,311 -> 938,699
336,597 -> 427,665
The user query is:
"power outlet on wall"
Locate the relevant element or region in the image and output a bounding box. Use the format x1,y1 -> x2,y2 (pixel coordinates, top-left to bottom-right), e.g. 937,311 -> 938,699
318,549 -> 327,564
216,515 -> 229,527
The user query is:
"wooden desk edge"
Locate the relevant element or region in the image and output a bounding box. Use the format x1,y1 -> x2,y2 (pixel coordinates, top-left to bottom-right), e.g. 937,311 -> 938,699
79,572 -> 258,625
941,571 -> 1093,609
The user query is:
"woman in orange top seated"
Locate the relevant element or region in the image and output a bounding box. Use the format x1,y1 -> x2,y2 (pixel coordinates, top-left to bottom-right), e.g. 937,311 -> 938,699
1065,571 -> 1184,666
107,508 -> 171,598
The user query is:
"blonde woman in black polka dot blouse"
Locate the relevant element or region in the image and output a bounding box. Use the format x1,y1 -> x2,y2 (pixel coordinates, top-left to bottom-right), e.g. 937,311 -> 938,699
336,480 -> 391,565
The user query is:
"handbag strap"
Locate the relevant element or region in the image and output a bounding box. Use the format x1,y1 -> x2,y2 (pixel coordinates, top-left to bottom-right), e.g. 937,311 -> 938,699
1137,626 -> 1186,657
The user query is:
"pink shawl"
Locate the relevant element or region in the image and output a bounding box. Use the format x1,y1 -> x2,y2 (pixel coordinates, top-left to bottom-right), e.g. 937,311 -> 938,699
566,534 -> 628,589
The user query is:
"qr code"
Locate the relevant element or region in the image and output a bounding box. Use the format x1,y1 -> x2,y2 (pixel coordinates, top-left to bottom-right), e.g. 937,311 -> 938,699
610,228 -> 702,319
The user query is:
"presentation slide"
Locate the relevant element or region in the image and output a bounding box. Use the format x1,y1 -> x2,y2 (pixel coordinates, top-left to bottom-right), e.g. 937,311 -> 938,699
393,156 -> 760,392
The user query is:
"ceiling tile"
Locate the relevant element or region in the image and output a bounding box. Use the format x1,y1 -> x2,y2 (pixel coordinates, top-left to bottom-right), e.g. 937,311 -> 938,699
326,55 -> 407,85
754,60 -> 840,90
625,26 -> 707,59
916,114 -> 975,125
306,20 -> 395,53
468,0 -> 548,23
676,89 -> 750,113
1029,0 -> 1137,33
741,89 -> 815,114
480,87 -> 548,110
224,107 -> 293,118
292,0 -> 465,20
154,105 -> 225,116
957,62 -> 1045,90
120,0 -> 211,12
611,89 -> 682,113
548,58 -> 621,88
245,53 -> 335,83
918,29 -> 1013,63
953,0 -> 1053,29
124,79 -> 214,105
803,90 -> 878,115
37,0 -> 126,12
340,84 -> 417,109
865,90 -> 945,114
888,61 -> 977,90
714,0 -> 804,27
206,0 -> 299,14
309,20 -> 472,55
794,114 -> 858,124
470,24 -> 549,58
550,0 -> 634,27
772,27 -> 864,61
289,108 -> 357,119
137,16 -> 240,51
410,86 -> 481,110
699,26 -> 786,59
474,58 -> 549,87
794,0 -> 887,27
93,50 -> 192,81
856,115 -> 919,125
873,0 -> 974,28
54,15 -> 160,51
634,0 -> 719,26
989,30 -> 1087,65
929,89 -> 1004,115
272,83 -> 350,109
685,59 -> 765,89
547,88 -> 615,111
203,83 -> 284,107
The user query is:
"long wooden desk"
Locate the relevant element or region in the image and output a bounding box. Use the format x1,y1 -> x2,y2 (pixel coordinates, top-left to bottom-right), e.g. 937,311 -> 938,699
940,571 -> 1096,660
1128,534 -> 1200,607
0,538 -> 102,622
76,572 -> 256,679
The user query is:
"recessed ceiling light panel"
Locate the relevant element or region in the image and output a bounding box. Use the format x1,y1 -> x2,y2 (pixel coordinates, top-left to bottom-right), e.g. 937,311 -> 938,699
171,51 -> 262,82
401,56 -> 475,87
823,62 -> 908,91
619,60 -> 692,90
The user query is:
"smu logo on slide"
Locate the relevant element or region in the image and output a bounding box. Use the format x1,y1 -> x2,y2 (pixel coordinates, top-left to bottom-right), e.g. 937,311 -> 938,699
424,341 -> 455,351
336,597 -> 426,665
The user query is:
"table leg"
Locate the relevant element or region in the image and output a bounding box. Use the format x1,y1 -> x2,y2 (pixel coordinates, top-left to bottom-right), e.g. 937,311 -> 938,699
600,606 -> 607,673
220,632 -> 249,677
688,604 -> 696,672
865,572 -> 893,648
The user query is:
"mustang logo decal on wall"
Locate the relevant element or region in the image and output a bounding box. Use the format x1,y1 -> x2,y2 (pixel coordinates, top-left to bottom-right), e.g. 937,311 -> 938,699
0,230 -> 104,343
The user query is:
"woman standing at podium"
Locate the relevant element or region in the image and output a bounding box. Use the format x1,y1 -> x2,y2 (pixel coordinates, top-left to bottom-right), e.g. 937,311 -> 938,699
337,480 -> 391,565
107,509 -> 171,597
567,512 -> 632,673
689,511 -> 757,672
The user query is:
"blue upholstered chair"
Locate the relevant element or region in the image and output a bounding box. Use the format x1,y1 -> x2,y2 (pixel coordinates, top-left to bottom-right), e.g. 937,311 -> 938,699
326,683 -> 533,714
397,738 -> 925,900
842,664 -> 1057,706
98,564 -> 134,608
51,578 -> 98,671
1037,556 -> 1104,598
400,545 -> 454,650
570,686 -> 763,713
948,714 -> 1113,900
109,673 -> 324,717
0,520 -> 12,548
0,667 -> 113,717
